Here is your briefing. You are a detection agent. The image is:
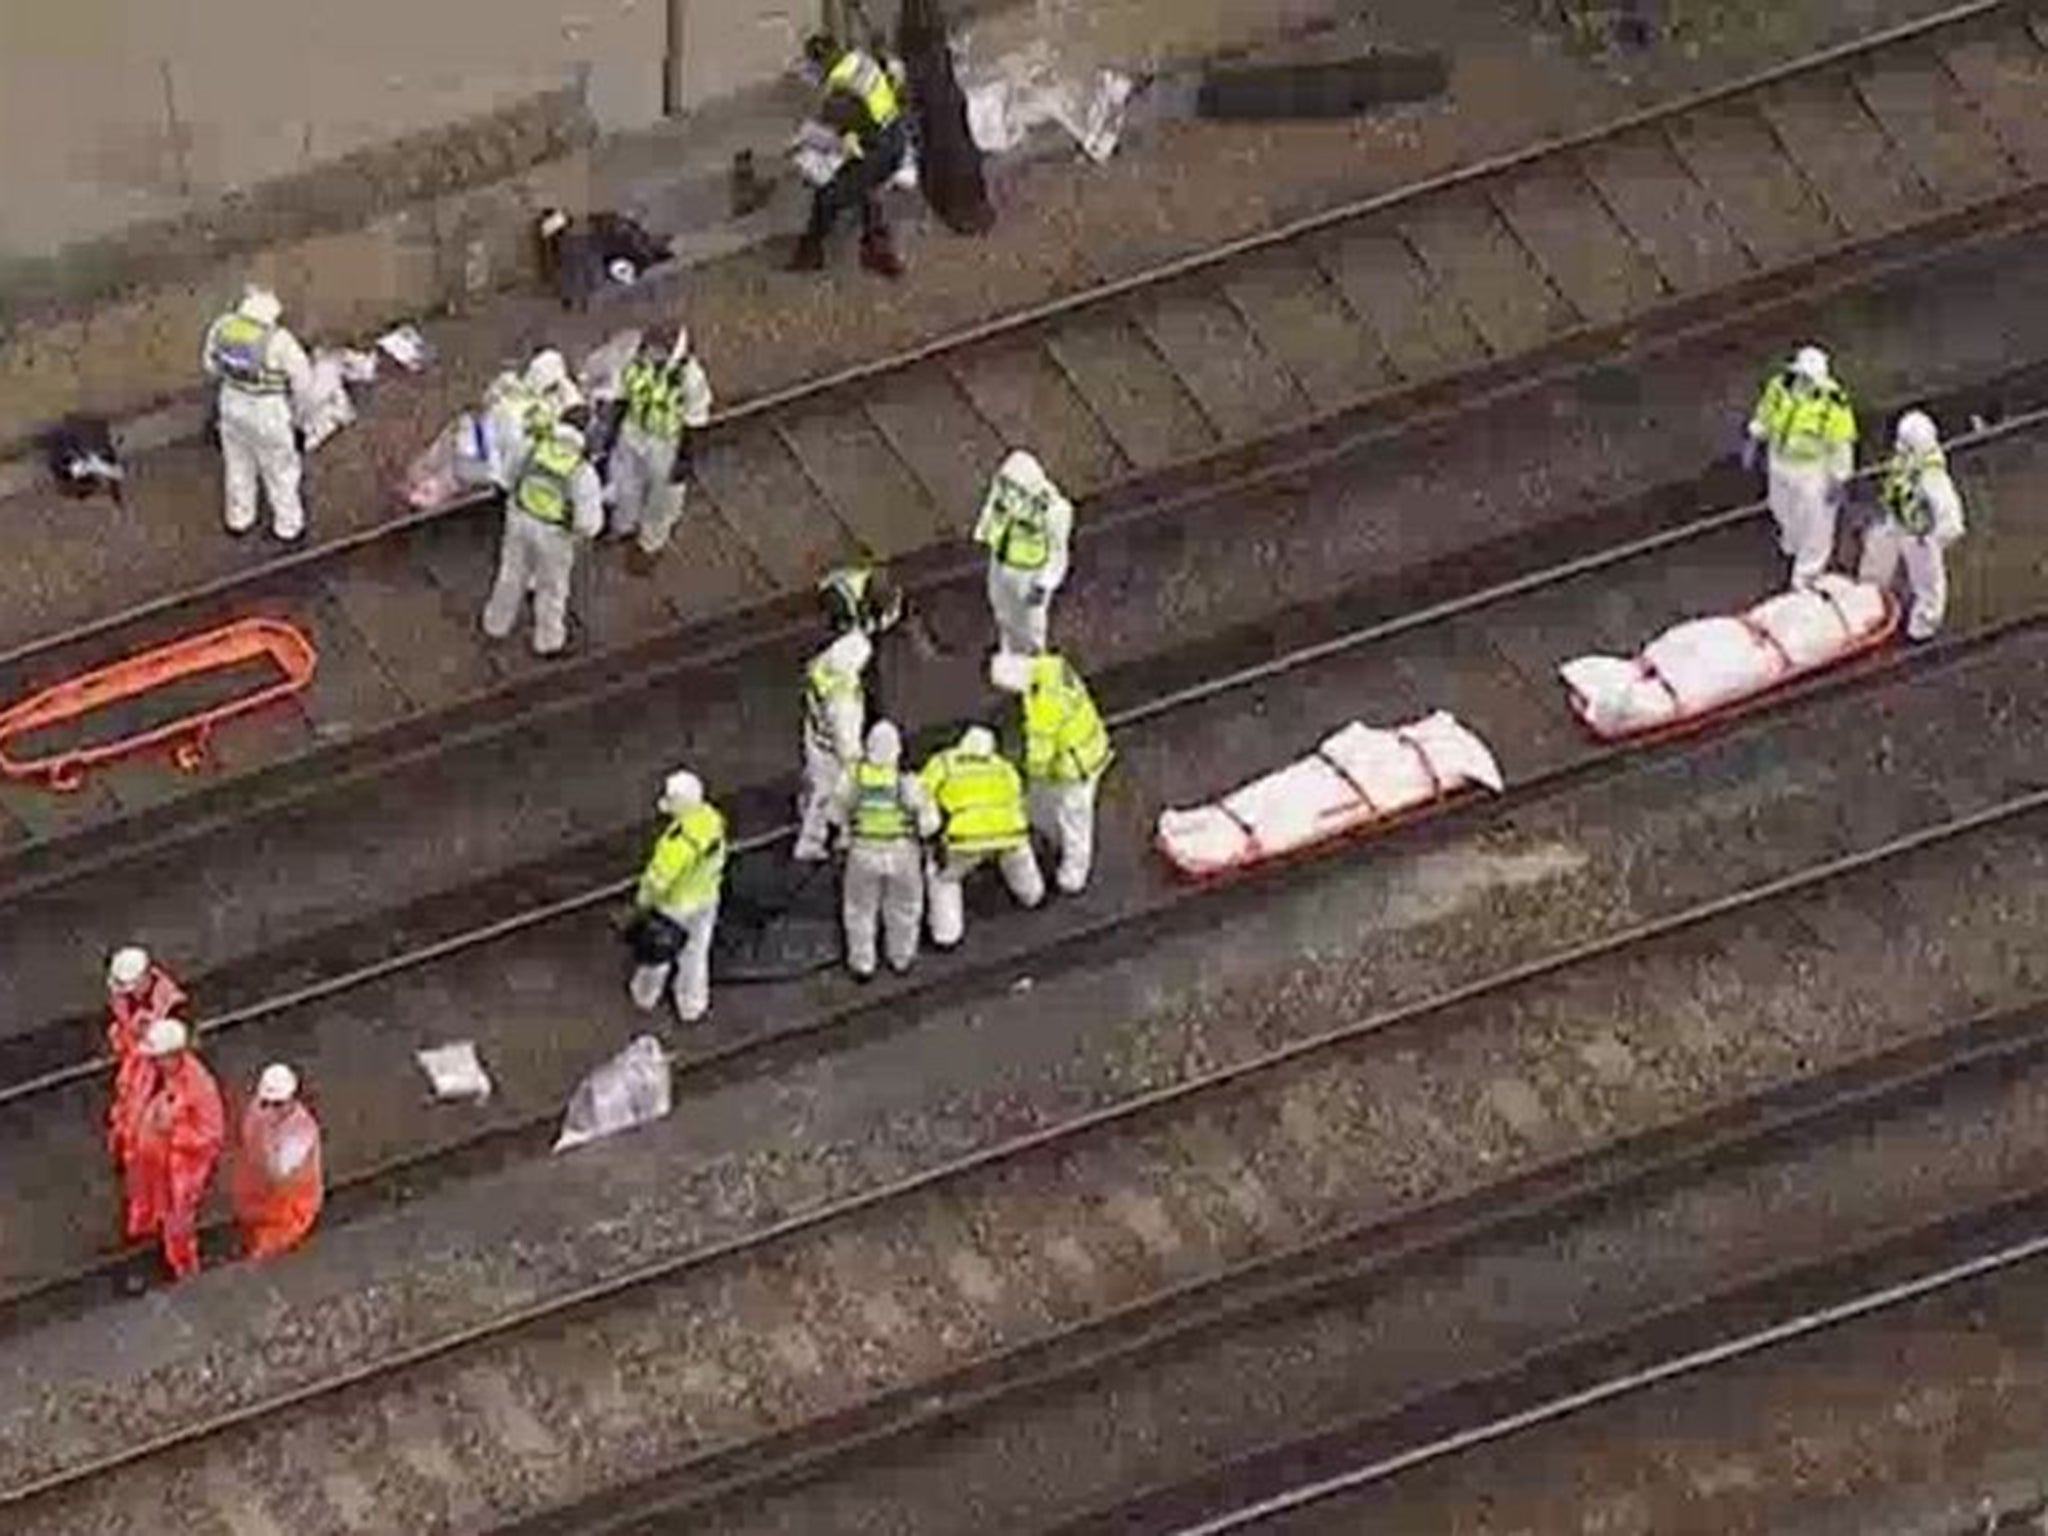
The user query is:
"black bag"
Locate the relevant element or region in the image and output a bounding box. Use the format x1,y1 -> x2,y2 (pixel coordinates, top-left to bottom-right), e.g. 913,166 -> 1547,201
626,909 -> 686,965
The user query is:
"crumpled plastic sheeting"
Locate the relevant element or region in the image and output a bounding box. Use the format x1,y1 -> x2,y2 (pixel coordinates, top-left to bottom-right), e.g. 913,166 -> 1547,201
554,1035 -> 673,1153
300,351 -> 359,453
960,39 -> 1135,161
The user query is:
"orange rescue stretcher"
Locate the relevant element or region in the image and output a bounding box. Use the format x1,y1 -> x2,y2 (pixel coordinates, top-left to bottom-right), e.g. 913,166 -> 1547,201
0,618 -> 317,792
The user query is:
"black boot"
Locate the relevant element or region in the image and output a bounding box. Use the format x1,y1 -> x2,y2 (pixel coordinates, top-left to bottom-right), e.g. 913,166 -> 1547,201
788,232 -> 827,271
860,228 -> 905,279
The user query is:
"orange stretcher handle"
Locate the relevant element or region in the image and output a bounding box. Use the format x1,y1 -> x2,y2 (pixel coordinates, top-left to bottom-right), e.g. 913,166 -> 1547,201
0,618 -> 318,791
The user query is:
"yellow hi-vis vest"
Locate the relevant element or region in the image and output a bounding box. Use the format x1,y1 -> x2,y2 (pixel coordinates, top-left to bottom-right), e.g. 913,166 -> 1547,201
209,314 -> 287,395
1021,655 -> 1112,785
637,801 -> 727,912
982,478 -> 1057,570
1881,445 -> 1946,536
919,746 -> 1028,855
514,434 -> 584,525
622,356 -> 686,441
825,49 -> 902,143
1751,373 -> 1856,465
851,760 -> 914,843
805,655 -> 863,755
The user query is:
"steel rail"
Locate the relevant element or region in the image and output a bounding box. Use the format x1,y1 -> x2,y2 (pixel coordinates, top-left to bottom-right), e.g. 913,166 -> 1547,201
2,768 -> 2039,1506
525,990 -> 2048,1534
0,0 -> 2011,678
8,397 -> 2038,1115
1167,1227 -> 2048,1535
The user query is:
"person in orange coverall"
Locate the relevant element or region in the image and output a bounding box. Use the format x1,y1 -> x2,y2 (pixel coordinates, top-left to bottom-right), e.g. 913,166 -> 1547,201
120,1017 -> 225,1280
231,1062 -> 324,1259
103,946 -> 187,1177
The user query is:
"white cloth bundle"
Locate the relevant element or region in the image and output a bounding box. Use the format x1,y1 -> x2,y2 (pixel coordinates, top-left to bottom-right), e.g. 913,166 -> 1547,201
1561,576 -> 1893,737
1157,710 -> 1505,877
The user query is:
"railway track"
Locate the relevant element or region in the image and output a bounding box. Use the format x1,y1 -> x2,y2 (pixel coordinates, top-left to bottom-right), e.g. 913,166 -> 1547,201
4,741 -> 2040,1529
3,206 -> 2047,1063
0,380 -> 2042,1321
2,0 -> 2045,859
0,364 -> 2041,1311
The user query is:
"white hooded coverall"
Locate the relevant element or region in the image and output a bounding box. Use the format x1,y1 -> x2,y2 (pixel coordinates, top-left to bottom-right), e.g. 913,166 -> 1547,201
608,342 -> 713,555
1747,350 -> 1857,590
836,734 -> 940,977
203,298 -> 314,539
1859,415 -> 1965,641
796,632 -> 870,861
975,451 -> 1073,655
481,431 -> 605,655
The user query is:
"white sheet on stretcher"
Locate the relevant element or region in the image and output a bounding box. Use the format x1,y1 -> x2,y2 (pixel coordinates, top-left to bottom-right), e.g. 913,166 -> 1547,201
1559,576 -> 1891,736
1156,710 -> 1505,876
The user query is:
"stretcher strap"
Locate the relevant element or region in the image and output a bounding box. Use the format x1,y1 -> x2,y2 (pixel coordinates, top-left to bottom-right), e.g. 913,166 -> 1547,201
1810,582 -> 1860,645
1635,656 -> 1684,716
1315,745 -> 1381,818
1394,730 -> 1445,799
1738,615 -> 1797,678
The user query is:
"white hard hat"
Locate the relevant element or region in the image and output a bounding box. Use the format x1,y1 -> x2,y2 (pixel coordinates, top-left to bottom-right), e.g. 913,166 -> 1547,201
1895,409 -> 1940,453
865,719 -> 902,766
525,349 -> 570,392
141,1016 -> 190,1057
238,285 -> 283,326
827,629 -> 873,674
1790,345 -> 1831,385
998,449 -> 1048,490
988,652 -> 1034,693
959,725 -> 996,755
107,946 -> 150,991
256,1063 -> 299,1104
659,769 -> 704,815
538,208 -> 571,239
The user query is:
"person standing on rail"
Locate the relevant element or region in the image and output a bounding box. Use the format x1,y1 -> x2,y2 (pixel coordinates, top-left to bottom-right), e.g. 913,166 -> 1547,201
629,770 -> 728,1024
796,629 -> 873,861
1743,345 -> 1858,590
104,946 -> 187,1180
201,285 -> 315,541
975,451 -> 1074,656
790,33 -> 910,277
606,326 -> 714,571
231,1063 -> 325,1260
989,651 -> 1114,894
1860,409 -> 1966,642
919,725 -> 1044,948
837,720 -> 941,979
119,1017 -> 225,1281
481,416 -> 605,657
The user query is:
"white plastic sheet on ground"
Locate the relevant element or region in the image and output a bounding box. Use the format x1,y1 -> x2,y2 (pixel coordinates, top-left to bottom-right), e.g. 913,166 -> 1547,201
299,351 -> 358,453
1560,576 -> 1893,738
961,39 -> 1135,161
416,1040 -> 493,1103
1156,710 -> 1505,878
554,1035 -> 673,1153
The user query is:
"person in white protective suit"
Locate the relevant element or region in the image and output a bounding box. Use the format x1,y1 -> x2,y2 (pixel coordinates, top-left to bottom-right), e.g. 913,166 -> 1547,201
1743,344 -> 1858,589
480,419 -> 604,656
918,725 -> 1044,948
989,650 -> 1113,894
605,326 -> 714,567
483,349 -> 587,490
1859,409 -> 1966,641
835,720 -> 941,978
628,770 -> 727,1024
201,286 -> 315,540
795,629 -> 872,861
974,449 -> 1074,655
